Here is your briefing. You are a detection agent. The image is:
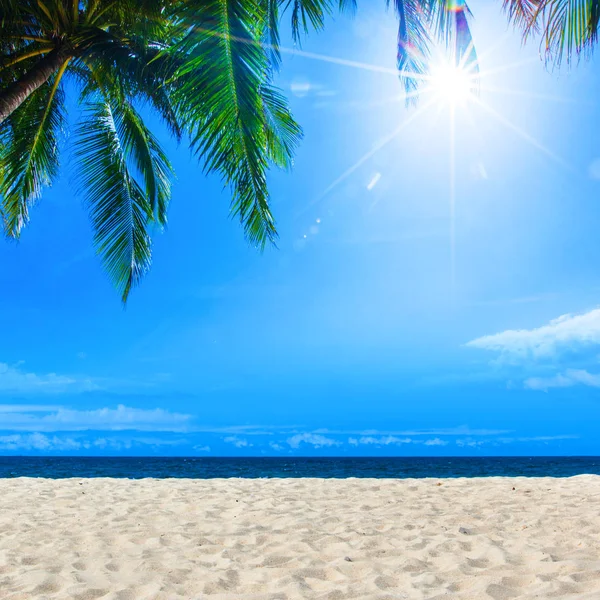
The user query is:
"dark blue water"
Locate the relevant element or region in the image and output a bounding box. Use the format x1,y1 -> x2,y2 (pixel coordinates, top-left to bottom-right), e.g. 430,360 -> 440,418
1,456 -> 600,478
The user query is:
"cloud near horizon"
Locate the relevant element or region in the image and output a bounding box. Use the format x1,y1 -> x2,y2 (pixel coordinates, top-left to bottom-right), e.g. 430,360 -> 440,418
223,436 -> 252,448
0,362 -> 98,395
313,427 -> 511,436
467,308 -> 600,391
524,369 -> 600,391
0,404 -> 192,432
287,433 -> 341,449
347,436 -> 448,447
466,308 -> 600,360
0,433 -> 188,452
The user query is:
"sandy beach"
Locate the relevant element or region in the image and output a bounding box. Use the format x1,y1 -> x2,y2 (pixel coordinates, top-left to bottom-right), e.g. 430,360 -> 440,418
1,476 -> 600,599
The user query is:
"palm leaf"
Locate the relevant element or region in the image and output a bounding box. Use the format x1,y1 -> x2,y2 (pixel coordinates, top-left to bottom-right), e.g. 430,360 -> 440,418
76,25 -> 185,141
112,100 -> 173,226
544,0 -> 598,64
427,1 -> 478,67
261,82 -> 303,169
339,0 -> 357,13
503,0 -> 544,34
74,100 -> 153,302
453,2 -> 478,74
504,0 -> 600,64
261,0 -> 282,68
0,64 -> 66,237
173,0 -> 282,247
285,0 -> 332,43
388,0 -> 433,103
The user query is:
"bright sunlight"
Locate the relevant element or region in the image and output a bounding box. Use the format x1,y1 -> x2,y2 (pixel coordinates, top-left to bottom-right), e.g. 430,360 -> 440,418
429,61 -> 475,106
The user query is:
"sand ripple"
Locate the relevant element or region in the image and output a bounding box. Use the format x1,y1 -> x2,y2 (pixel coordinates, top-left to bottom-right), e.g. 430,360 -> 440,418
1,476 -> 600,598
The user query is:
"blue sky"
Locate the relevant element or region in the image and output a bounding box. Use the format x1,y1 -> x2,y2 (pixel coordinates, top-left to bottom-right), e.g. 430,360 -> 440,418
2,1 -> 600,456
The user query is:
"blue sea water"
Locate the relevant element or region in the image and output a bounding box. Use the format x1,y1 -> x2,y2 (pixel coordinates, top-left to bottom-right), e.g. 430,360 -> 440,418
1,456 -> 600,479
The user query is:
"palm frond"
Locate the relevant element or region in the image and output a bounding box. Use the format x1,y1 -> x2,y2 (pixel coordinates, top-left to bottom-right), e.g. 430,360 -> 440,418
388,0 -> 432,103
0,66 -> 66,237
173,0 -> 286,247
427,1 -> 477,61
74,100 -> 153,302
284,0 -> 333,43
261,82 -> 303,169
503,0 -> 543,35
0,0 -> 324,300
80,35 -> 184,140
542,0 -> 595,64
262,0 -> 281,68
504,0 -> 600,65
453,2 -> 478,73
112,100 -> 173,226
339,0 -> 357,14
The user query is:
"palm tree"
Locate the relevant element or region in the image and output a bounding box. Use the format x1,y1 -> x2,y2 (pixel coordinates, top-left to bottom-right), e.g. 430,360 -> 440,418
0,0 -> 474,302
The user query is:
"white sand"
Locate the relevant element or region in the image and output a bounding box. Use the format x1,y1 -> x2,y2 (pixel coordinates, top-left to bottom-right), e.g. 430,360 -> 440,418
1,476 -> 600,599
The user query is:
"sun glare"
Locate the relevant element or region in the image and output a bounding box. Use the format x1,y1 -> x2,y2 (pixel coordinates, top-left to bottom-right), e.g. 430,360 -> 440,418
429,62 -> 474,106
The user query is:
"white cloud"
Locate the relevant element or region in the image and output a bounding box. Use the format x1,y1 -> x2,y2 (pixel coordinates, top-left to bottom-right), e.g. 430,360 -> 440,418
269,442 -> 284,451
90,437 -> 130,450
352,435 -> 413,446
456,438 -> 485,448
524,369 -> 600,391
0,404 -> 62,413
290,78 -> 311,97
190,424 -> 297,436
466,308 -> 600,360
287,433 -> 341,449
347,436 -> 448,447
498,435 -> 578,443
0,404 -> 192,432
0,433 -> 189,452
424,438 -> 447,446
0,362 -> 97,394
455,435 -> 578,447
193,445 -> 211,452
0,433 -> 82,451
223,436 -> 251,448
317,427 -> 511,436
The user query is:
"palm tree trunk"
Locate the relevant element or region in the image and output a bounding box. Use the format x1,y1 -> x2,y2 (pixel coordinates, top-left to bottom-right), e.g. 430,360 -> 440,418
0,46 -> 71,124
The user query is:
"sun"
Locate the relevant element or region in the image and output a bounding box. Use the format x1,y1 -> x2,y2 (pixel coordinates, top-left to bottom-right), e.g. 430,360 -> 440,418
429,61 -> 475,106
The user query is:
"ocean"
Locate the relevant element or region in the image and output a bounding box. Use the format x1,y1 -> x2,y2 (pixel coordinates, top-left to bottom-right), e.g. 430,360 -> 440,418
1,456 -> 600,478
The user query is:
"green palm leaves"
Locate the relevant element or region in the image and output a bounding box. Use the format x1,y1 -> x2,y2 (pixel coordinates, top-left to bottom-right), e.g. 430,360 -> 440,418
2,0 -> 595,303
75,100 -> 173,301
0,0 -> 303,302
0,74 -> 65,237
75,102 -> 156,301
173,0 -> 292,248
504,0 -> 600,65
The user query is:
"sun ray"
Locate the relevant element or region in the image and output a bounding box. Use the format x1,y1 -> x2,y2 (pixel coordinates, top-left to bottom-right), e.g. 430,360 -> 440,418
449,103 -> 456,292
296,97 -> 438,217
321,93 -> 408,113
472,97 -> 573,170
279,45 -> 429,82
476,56 -> 540,80
457,40 -> 478,72
464,30 -> 512,67
193,26 -> 429,84
479,85 -> 589,105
